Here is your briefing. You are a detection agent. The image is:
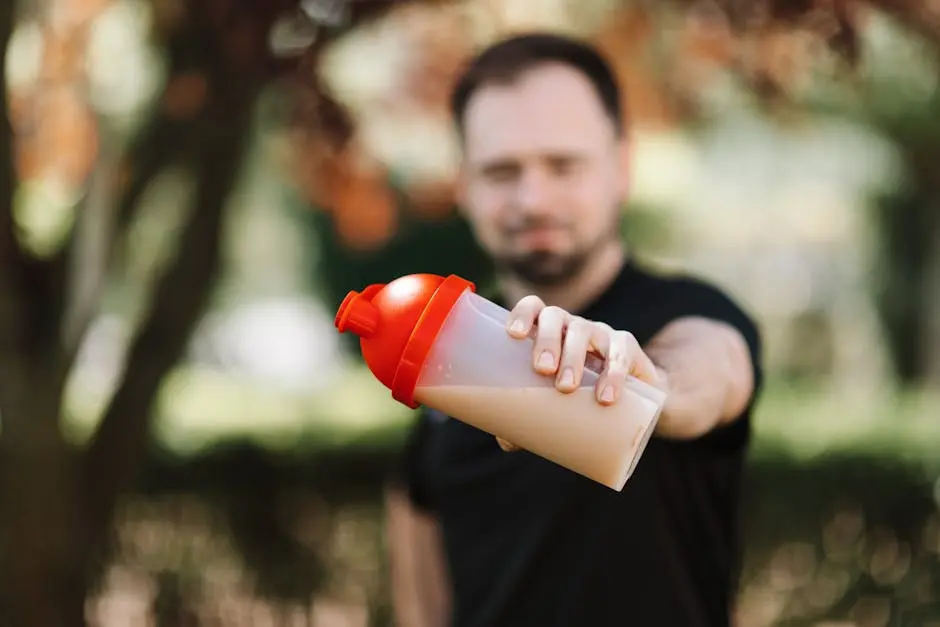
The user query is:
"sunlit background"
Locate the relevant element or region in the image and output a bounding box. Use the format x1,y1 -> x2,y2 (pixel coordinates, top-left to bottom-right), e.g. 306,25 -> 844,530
1,0 -> 939,625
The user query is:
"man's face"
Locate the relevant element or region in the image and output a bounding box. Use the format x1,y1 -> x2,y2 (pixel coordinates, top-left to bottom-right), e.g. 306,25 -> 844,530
457,62 -> 628,287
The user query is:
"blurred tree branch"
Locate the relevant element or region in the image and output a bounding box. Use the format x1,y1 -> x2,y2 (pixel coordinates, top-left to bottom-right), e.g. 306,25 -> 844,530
50,27 -> 219,368
60,132 -> 120,362
84,81 -> 260,548
75,0 -> 417,539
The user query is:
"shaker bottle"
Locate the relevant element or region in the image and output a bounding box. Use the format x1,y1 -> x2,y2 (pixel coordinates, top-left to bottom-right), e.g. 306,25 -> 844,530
334,273 -> 667,491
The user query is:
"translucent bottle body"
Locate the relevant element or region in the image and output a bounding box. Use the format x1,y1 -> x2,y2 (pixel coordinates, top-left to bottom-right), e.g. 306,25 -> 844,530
413,290 -> 667,491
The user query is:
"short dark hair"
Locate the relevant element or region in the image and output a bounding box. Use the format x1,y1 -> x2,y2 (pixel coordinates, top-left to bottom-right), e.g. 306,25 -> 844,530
450,32 -> 625,137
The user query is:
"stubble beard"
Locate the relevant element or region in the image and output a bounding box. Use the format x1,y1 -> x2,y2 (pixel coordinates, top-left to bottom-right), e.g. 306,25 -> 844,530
495,249 -> 591,288
496,215 -> 623,288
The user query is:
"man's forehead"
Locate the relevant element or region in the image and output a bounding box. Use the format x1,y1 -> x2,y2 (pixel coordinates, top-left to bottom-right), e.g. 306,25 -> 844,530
461,64 -> 616,163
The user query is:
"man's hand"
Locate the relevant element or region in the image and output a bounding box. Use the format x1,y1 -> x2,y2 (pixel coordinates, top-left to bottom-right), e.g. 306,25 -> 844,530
497,295 -> 664,452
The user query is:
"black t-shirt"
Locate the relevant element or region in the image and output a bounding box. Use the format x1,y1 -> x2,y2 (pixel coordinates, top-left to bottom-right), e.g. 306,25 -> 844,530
399,259 -> 763,627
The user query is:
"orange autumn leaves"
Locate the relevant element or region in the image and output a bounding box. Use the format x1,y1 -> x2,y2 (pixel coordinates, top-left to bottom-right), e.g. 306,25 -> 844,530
9,0 -> 300,190
296,1 -> 865,253
289,5 -> 472,252
289,129 -> 459,252
10,1 -> 108,188
10,0 -> 872,253
290,4 -> 702,252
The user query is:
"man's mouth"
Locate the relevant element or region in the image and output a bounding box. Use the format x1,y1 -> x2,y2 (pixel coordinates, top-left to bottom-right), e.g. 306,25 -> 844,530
513,226 -> 569,248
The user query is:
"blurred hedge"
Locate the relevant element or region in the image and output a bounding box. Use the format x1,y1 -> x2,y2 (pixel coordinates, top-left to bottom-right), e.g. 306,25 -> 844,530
87,384 -> 940,626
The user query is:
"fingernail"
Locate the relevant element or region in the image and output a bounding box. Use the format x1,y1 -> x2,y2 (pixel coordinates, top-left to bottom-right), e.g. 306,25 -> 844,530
559,368 -> 574,388
509,319 -> 526,336
600,385 -> 615,403
536,351 -> 555,371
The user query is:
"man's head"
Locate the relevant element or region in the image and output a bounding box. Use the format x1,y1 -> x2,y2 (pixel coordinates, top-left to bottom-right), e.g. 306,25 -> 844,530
451,33 -> 629,287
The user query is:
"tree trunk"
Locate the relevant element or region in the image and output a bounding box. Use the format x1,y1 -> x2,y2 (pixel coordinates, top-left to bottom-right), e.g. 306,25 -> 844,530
0,4 -> 261,623
0,1 -> 427,623
0,409 -> 88,626
0,104 -> 257,627
0,2 -> 89,624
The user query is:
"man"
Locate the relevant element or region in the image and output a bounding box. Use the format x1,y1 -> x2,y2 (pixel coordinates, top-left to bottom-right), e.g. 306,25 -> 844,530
385,32 -> 763,627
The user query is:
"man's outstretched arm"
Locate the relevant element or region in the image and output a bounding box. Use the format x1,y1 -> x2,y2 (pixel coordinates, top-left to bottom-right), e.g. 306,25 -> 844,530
645,316 -> 756,440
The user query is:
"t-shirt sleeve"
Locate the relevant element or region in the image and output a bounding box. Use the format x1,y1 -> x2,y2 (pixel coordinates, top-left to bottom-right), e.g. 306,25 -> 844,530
398,409 -> 438,513
665,277 -> 764,449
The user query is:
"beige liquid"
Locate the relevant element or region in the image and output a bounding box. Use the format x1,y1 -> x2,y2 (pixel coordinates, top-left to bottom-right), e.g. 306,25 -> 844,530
414,385 -> 662,491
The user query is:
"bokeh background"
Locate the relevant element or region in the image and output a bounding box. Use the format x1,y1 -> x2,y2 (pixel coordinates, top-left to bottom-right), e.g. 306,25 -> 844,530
1,0 -> 939,625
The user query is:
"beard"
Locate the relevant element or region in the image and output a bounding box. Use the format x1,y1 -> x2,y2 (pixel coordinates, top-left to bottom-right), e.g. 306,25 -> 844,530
495,248 -> 591,287
491,207 -> 624,288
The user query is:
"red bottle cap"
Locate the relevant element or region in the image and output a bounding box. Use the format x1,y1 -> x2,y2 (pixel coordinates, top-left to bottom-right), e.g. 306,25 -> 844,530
335,273 -> 476,408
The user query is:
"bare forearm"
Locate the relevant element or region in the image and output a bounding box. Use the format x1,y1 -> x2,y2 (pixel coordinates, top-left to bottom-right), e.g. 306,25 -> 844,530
646,317 -> 754,439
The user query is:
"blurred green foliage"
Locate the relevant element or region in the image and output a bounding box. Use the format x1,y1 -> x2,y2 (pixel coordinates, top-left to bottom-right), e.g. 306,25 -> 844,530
99,383 -> 940,625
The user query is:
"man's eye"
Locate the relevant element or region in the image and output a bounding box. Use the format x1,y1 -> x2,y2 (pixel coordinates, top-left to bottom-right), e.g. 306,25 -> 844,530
549,160 -> 577,176
485,166 -> 518,182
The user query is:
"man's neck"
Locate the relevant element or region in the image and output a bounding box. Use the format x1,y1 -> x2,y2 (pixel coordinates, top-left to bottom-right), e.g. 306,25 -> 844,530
499,243 -> 627,313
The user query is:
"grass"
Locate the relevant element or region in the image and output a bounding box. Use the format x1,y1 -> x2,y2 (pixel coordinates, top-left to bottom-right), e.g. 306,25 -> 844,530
63,364 -> 940,462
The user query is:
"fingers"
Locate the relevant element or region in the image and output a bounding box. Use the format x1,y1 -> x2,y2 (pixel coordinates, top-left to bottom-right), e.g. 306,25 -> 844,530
595,330 -> 659,405
531,306 -> 568,376
556,317 -> 598,392
505,295 -> 660,407
506,295 -> 546,338
506,296 -> 568,377
595,330 -> 630,405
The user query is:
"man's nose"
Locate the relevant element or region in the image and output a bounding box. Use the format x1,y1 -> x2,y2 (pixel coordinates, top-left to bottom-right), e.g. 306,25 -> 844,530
514,168 -> 551,211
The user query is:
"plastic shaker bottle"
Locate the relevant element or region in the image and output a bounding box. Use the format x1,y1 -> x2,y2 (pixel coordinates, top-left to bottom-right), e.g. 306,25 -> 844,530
334,273 -> 667,491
